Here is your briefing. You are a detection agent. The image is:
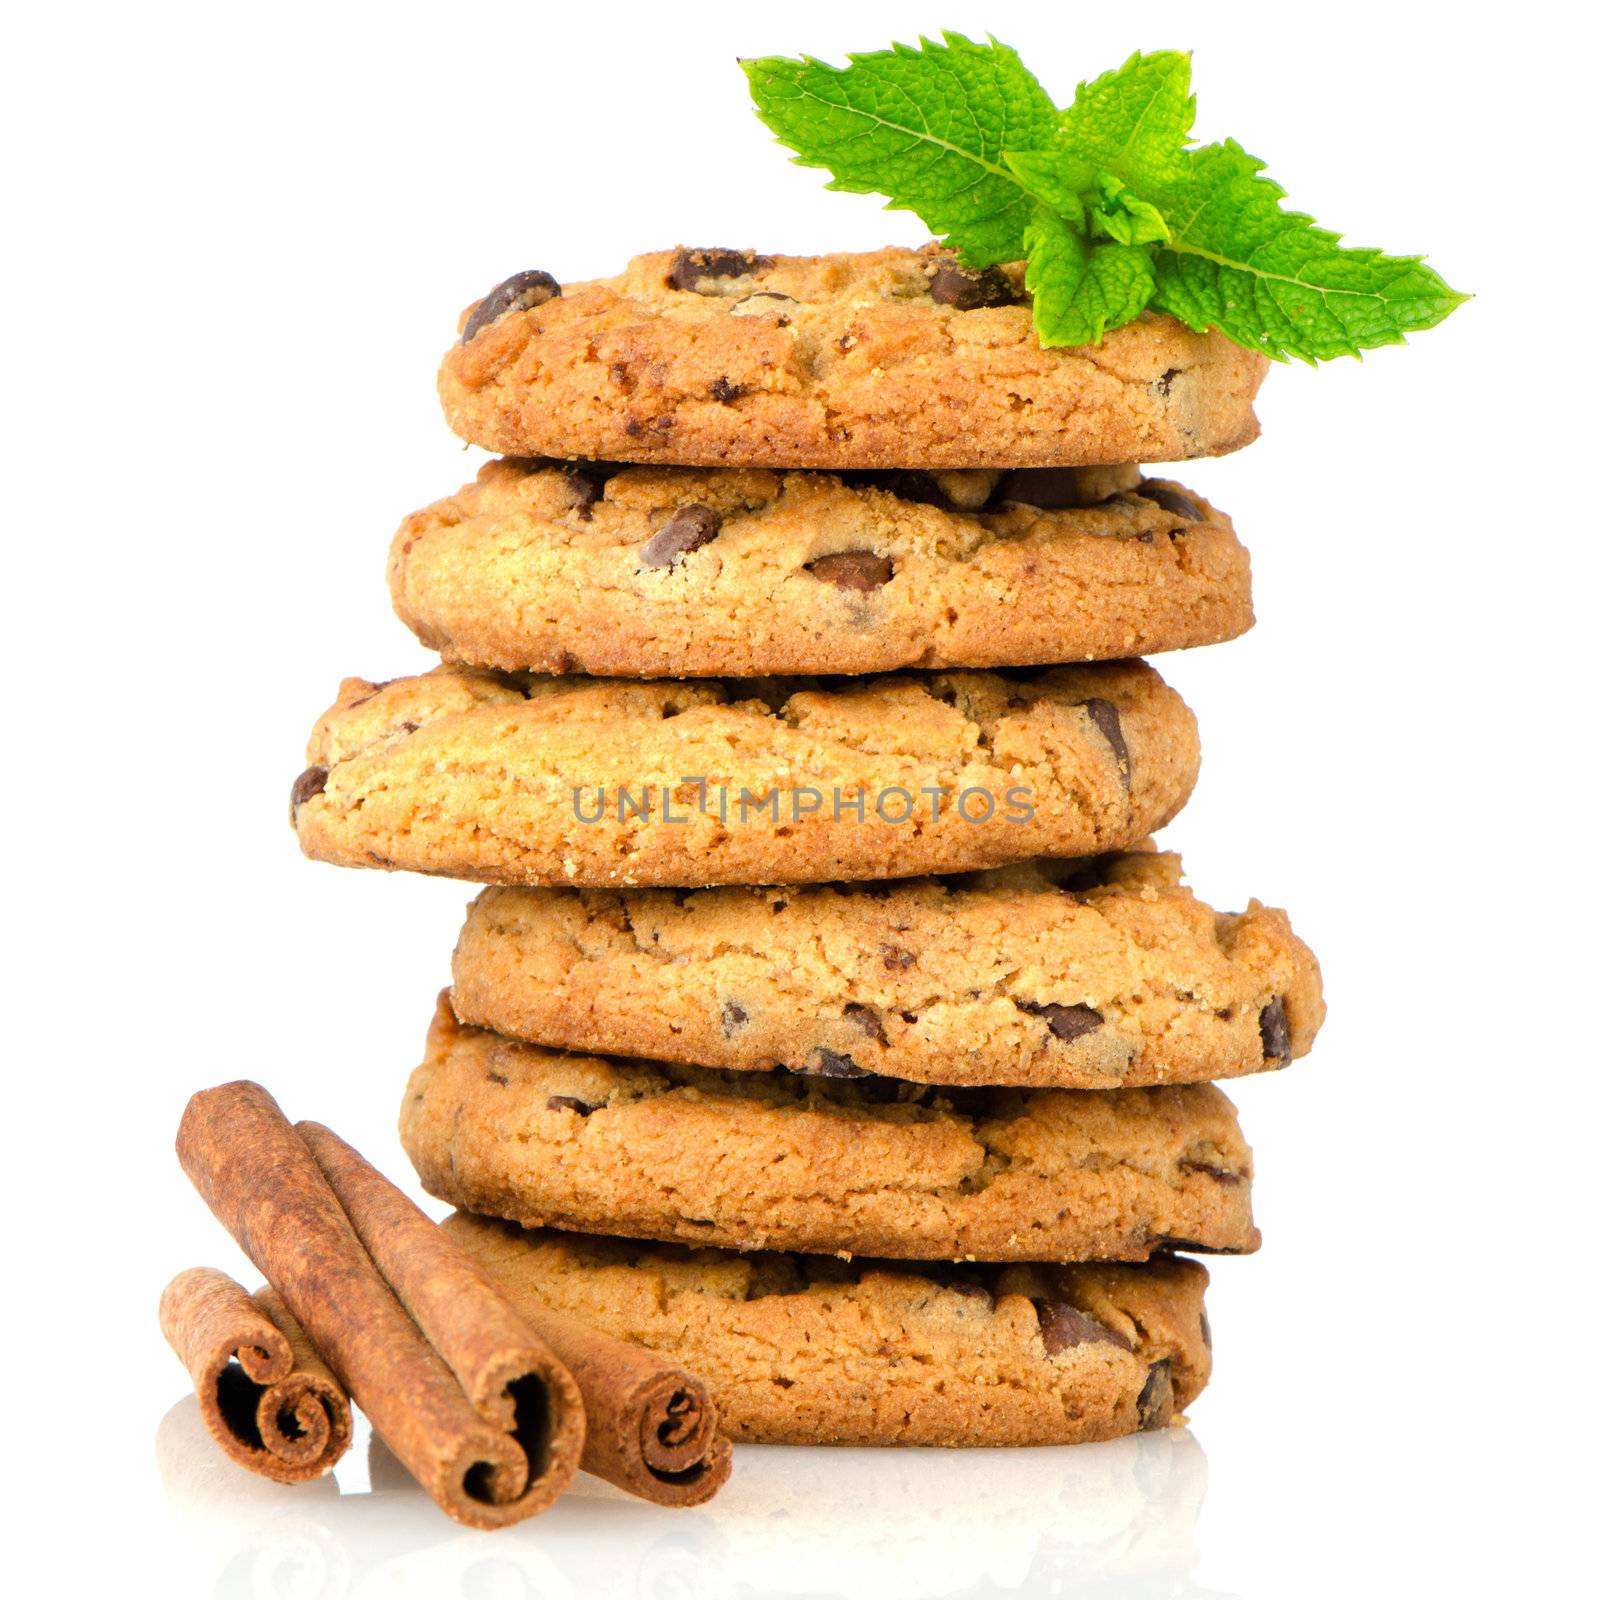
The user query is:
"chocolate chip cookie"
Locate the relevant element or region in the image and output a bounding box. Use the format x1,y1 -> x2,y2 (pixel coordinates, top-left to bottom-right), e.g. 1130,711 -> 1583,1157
438,245 -> 1267,469
445,1214 -> 1212,1446
449,847 -> 1322,1089
402,995 -> 1258,1262
291,660 -> 1199,887
389,458 -> 1252,676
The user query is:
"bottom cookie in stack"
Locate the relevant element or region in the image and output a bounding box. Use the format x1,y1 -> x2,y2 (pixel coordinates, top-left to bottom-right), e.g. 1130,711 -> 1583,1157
444,1214 -> 1210,1449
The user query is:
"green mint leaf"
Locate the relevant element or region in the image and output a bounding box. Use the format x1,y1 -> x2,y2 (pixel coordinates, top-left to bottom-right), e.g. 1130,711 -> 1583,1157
1059,51 -> 1195,190
1089,174 -> 1169,246
1149,140 -> 1470,361
742,32 -> 1059,267
1001,149 -> 1089,228
1024,205 -> 1156,348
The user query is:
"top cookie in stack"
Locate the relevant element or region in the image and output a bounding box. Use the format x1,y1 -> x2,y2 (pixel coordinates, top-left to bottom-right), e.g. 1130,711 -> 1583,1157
437,246 -> 1266,469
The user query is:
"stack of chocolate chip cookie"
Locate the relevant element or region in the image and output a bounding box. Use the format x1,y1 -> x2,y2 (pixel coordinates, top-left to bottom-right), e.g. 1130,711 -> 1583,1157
291,245 -> 1325,1449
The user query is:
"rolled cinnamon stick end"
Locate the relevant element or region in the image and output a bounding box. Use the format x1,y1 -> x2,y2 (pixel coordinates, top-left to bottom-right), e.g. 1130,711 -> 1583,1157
536,1312 -> 733,1505
295,1120 -> 585,1478
159,1267 -> 352,1483
445,1214 -> 732,1506
175,1081 -> 574,1529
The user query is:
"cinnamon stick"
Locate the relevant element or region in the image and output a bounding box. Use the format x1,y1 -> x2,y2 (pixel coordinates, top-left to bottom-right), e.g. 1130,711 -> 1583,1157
159,1267 -> 352,1483
294,1122 -> 585,1450
175,1081 -> 582,1528
446,1215 -> 734,1506
299,1124 -> 730,1506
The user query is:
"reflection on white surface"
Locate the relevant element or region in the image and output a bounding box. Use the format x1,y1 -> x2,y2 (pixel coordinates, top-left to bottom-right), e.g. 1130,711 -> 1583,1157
157,1393 -> 1232,1599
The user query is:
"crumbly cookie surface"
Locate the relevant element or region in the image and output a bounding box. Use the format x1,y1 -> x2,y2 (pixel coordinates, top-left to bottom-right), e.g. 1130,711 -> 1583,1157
437,246 -> 1267,469
402,996 -> 1258,1262
389,459 -> 1253,677
445,1214 -> 1211,1447
291,660 -> 1199,887
450,848 -> 1323,1089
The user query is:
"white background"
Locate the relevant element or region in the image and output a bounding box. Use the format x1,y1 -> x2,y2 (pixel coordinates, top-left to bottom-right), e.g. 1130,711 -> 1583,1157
5,2 -> 1594,1594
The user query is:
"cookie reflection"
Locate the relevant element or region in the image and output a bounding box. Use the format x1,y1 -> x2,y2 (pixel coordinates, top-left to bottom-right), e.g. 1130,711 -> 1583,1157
158,1393 -> 1218,1599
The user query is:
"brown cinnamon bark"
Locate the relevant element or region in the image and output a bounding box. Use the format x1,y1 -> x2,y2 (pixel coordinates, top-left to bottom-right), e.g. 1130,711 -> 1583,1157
295,1122 -> 585,1456
175,1081 -> 581,1528
448,1216 -> 733,1505
159,1267 -> 352,1483
297,1123 -> 728,1505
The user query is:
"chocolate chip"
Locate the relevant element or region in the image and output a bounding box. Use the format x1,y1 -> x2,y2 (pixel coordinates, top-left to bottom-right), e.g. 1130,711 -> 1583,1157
844,1003 -> 887,1044
709,376 -> 743,403
641,504 -> 722,569
995,468 -> 1097,511
1134,483 -> 1204,522
807,1048 -> 868,1078
461,270 -> 561,343
928,262 -> 1018,310
546,1095 -> 594,1116
721,1001 -> 749,1037
667,248 -> 769,292
881,944 -> 917,971
623,415 -> 675,439
1259,997 -> 1291,1063
1080,698 -> 1131,781
1033,1300 -> 1132,1355
806,552 -> 895,591
1199,1311 -> 1212,1352
1179,1159 -> 1244,1186
1137,1360 -> 1175,1430
564,462 -> 621,519
1016,999 -> 1104,1044
289,766 -> 327,825
486,1070 -> 510,1087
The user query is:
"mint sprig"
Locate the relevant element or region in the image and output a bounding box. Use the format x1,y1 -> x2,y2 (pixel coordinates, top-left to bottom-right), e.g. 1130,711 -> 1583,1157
743,36 -> 1466,360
